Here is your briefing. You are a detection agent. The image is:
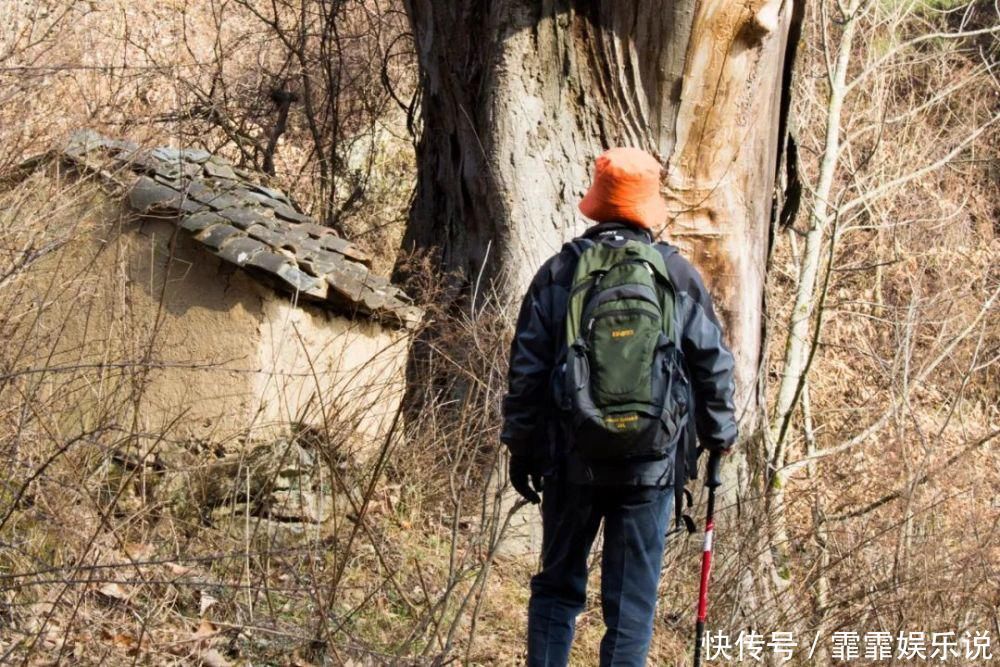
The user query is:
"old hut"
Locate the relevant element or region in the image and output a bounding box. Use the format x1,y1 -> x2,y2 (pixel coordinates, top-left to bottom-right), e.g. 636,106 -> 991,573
9,130 -> 420,458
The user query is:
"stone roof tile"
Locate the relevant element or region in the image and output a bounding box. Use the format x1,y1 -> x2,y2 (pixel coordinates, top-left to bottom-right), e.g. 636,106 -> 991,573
58,130 -> 420,329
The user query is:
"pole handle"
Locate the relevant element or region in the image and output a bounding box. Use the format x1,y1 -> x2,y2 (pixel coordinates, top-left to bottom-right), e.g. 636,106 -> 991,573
705,450 -> 723,488
694,620 -> 706,667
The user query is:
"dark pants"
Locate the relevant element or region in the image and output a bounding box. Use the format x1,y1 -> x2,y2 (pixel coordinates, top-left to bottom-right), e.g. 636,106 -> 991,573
527,479 -> 673,666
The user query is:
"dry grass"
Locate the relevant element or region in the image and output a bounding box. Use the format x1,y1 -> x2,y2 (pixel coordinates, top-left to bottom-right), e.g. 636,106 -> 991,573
0,172 -> 528,663
1,0 -> 998,665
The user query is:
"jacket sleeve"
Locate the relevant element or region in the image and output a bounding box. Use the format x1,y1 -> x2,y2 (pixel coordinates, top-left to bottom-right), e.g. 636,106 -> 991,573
673,260 -> 738,452
501,263 -> 558,458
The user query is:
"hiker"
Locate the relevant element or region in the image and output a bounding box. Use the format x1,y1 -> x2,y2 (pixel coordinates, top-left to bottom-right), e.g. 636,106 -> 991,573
501,147 -> 738,667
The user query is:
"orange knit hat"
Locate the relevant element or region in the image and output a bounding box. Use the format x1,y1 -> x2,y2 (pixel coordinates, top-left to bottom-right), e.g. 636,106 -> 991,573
578,147 -> 668,230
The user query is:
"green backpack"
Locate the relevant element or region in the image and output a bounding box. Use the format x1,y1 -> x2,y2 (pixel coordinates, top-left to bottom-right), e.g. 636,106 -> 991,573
562,237 -> 690,462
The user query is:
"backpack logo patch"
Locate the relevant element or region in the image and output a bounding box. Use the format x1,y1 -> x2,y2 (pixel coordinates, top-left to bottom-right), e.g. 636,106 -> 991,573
604,413 -> 640,431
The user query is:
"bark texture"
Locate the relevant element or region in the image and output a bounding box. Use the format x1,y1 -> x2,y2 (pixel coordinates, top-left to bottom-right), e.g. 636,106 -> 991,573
404,0 -> 794,423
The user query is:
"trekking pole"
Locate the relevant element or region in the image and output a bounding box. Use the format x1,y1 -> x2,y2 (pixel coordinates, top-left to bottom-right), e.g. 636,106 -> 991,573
693,450 -> 723,667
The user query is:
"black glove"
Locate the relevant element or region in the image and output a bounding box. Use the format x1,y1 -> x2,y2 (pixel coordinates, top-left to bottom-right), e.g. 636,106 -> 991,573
509,455 -> 544,505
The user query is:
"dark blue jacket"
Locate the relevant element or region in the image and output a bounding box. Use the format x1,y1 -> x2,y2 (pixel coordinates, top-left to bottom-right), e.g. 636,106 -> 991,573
501,221 -> 738,487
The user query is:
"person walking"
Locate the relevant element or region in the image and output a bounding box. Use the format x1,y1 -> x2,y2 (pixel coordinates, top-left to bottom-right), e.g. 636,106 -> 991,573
501,147 -> 738,667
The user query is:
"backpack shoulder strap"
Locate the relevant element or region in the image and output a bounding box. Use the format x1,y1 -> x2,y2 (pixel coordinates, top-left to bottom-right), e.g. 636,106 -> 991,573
652,242 -> 697,534
546,238 -> 594,286
567,237 -> 595,257
654,241 -> 679,261
563,237 -> 602,344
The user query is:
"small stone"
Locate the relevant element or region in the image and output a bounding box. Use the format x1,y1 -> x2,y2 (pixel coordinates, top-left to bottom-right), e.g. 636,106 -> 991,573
153,162 -> 183,181
204,160 -> 238,180
284,226 -> 312,242
109,138 -> 139,153
181,148 -> 212,163
398,306 -> 424,328
178,196 -> 206,214
112,144 -> 140,163
272,231 -> 311,257
151,171 -> 182,188
152,160 -> 200,179
63,129 -> 111,158
152,146 -> 183,163
269,489 -> 332,523
360,288 -> 388,312
317,236 -> 347,252
296,236 -> 326,254
121,151 -> 161,175
177,180 -> 221,207
244,191 -> 292,210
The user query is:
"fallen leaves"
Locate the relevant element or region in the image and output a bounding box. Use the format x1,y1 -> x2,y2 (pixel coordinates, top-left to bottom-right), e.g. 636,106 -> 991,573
165,561 -> 193,577
199,648 -> 232,667
122,542 -> 156,561
192,618 -> 219,642
99,629 -> 140,656
96,581 -> 131,603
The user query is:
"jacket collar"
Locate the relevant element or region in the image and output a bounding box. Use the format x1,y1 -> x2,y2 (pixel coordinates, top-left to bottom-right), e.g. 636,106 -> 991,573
582,220 -> 654,244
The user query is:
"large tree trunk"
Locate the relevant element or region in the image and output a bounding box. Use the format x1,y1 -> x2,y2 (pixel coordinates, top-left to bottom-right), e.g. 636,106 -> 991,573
403,0 -> 793,420
402,0 -> 798,625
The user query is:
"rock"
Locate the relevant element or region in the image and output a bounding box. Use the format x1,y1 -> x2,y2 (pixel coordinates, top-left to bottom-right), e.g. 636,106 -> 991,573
151,146 -> 183,163
194,190 -> 244,212
203,159 -> 238,180
181,148 -> 212,163
268,489 -> 333,524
